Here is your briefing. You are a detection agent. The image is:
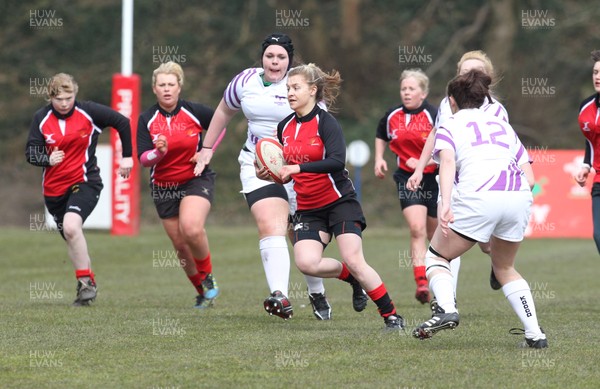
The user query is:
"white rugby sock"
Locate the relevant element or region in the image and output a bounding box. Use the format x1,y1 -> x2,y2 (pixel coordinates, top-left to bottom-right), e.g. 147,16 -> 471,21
502,279 -> 543,339
449,256 -> 461,293
429,272 -> 457,313
259,236 -> 290,296
304,275 -> 325,295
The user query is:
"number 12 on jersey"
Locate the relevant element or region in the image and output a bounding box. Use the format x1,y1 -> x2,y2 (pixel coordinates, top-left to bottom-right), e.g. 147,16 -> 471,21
467,121 -> 510,149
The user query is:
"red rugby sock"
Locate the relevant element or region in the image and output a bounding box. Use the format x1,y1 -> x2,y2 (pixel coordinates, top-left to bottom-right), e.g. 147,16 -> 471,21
367,283 -> 396,318
194,253 -> 212,279
75,269 -> 95,283
188,273 -> 204,295
414,265 -> 427,286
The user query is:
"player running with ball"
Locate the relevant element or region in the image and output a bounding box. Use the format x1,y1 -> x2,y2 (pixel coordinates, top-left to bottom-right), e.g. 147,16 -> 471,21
274,63 -> 405,330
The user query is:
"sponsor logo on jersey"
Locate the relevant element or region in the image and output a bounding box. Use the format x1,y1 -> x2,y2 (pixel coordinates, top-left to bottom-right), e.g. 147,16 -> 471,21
44,134 -> 56,144
274,95 -> 288,106
582,122 -> 591,132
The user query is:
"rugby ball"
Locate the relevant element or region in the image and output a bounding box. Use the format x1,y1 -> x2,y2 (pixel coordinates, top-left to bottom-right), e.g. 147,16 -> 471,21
256,138 -> 286,184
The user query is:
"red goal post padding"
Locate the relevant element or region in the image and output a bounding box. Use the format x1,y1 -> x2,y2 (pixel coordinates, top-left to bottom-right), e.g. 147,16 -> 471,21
110,73 -> 141,236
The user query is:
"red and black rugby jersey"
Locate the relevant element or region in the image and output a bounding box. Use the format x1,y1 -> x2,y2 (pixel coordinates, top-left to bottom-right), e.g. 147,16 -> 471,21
26,101 -> 132,197
579,93 -> 600,183
137,100 -> 214,185
375,100 -> 437,173
277,104 -> 354,211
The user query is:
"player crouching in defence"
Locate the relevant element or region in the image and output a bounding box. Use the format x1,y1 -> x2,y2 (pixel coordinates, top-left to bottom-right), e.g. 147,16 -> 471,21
411,70 -> 547,348
258,63 -> 404,330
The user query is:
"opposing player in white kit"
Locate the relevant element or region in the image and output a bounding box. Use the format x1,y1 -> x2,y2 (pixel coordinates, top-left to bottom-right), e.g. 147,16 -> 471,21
412,70 -> 548,348
194,33 -> 367,320
408,51 -> 508,299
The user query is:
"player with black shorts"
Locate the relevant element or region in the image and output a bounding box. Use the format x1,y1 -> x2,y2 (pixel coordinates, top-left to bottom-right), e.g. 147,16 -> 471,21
194,34 -> 337,321
26,73 -> 133,306
374,68 -> 438,305
138,62 -> 220,309
275,63 -> 405,330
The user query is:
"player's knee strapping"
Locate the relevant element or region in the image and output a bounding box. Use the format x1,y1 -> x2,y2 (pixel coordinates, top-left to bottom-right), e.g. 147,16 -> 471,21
292,226 -> 328,249
425,246 -> 451,278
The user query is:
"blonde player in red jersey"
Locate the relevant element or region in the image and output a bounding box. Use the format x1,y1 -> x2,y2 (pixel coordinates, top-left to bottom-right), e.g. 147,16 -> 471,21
274,63 -> 405,330
26,73 -> 133,306
374,68 -> 438,305
138,62 -> 220,309
195,34 -> 367,321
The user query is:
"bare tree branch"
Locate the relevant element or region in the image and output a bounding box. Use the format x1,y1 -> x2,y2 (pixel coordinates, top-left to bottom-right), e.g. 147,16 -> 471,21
427,4 -> 491,78
402,0 -> 442,44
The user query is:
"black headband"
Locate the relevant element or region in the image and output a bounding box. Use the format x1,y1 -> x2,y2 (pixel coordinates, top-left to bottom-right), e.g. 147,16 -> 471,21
261,33 -> 294,70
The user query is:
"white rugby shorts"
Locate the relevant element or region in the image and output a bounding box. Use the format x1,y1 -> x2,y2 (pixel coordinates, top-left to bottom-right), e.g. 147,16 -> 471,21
238,148 -> 297,214
449,190 -> 532,242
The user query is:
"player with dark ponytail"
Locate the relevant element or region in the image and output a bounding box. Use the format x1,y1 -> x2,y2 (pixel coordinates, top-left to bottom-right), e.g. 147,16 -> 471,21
412,70 -> 547,348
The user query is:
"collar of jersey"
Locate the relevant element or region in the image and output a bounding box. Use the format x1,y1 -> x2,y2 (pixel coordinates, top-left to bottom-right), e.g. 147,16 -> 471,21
295,104 -> 320,123
51,102 -> 77,120
259,73 -> 273,87
595,93 -> 600,107
157,100 -> 182,117
401,100 -> 429,114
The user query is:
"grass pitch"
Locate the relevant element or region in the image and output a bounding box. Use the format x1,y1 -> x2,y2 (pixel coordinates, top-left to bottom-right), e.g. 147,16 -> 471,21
1,225 -> 598,388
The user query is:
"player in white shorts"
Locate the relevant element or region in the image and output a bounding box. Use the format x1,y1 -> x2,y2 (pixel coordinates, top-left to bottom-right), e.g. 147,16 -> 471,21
408,50 -> 509,297
194,33 -> 367,321
411,69 -> 547,348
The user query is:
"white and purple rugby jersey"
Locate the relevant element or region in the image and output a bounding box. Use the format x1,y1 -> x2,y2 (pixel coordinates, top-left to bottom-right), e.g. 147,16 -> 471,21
433,108 -> 530,193
223,67 -> 292,153
435,96 -> 509,129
